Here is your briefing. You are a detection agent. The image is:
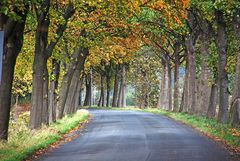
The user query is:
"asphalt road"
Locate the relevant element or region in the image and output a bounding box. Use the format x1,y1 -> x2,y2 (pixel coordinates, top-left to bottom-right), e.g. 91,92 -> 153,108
37,110 -> 231,161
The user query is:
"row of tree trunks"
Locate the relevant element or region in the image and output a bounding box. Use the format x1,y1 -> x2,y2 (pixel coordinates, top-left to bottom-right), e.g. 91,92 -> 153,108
177,10 -> 230,123
63,49 -> 88,115
0,9 -> 28,140
116,64 -> 127,107
58,47 -> 87,118
30,1 -> 75,128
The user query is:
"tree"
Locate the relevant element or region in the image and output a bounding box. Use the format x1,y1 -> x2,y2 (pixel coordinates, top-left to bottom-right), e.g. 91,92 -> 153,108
0,1 -> 29,140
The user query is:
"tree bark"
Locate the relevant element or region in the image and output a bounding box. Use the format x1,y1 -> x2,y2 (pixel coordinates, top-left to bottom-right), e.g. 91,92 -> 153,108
215,10 -> 229,123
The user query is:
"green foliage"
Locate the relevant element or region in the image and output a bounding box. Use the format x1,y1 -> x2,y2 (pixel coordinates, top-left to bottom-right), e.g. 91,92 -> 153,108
129,46 -> 161,107
0,0 -> 31,20
0,110 -> 89,161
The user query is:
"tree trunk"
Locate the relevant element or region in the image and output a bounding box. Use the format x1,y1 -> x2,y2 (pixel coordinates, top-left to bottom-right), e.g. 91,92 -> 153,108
121,65 -> 127,107
179,90 -> 184,112
117,73 -> 123,107
74,76 -> 84,112
97,94 -> 102,107
30,13 -> 50,128
230,9 -> 240,126
196,29 -> 211,115
158,59 -> 167,109
42,64 -> 49,125
0,11 -> 28,139
182,54 -> 189,112
0,19 -> 26,134
48,59 -> 60,123
185,34 -> 196,114
83,72 -> 92,107
207,83 -> 218,118
112,69 -> 119,107
173,43 -> 180,112
106,74 -> 111,107
215,10 -> 229,123
100,74 -> 106,107
167,62 -> 172,111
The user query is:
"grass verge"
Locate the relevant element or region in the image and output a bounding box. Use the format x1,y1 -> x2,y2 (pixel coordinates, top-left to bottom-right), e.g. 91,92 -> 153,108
0,109 -> 89,161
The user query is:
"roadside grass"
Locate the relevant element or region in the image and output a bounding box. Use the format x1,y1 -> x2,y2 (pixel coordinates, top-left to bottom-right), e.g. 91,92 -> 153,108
84,106 -> 240,148
0,109 -> 89,161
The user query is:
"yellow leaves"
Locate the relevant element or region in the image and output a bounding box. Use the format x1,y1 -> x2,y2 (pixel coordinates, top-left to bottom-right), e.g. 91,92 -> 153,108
231,128 -> 240,137
173,16 -> 183,26
85,34 -> 141,72
155,1 -> 166,9
181,0 -> 190,9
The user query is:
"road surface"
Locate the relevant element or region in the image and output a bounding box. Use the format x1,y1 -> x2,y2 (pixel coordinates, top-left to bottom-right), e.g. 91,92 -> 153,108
37,110 -> 230,161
